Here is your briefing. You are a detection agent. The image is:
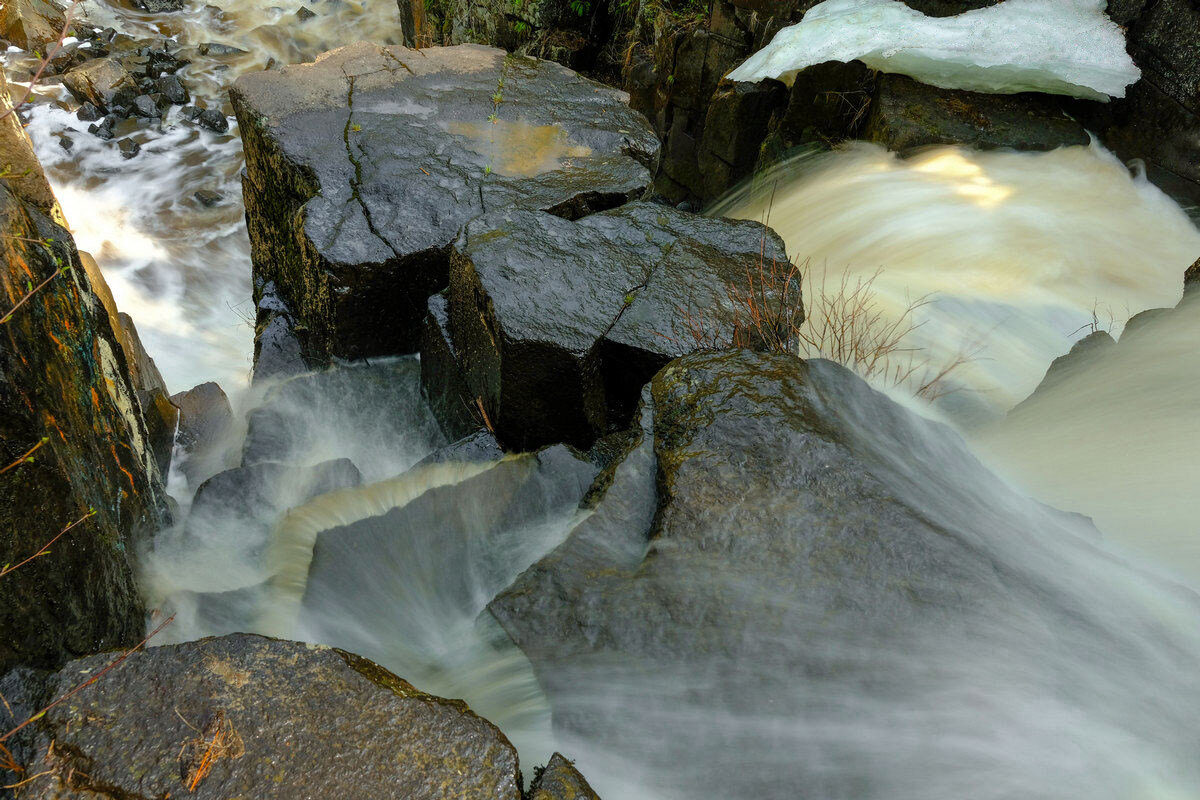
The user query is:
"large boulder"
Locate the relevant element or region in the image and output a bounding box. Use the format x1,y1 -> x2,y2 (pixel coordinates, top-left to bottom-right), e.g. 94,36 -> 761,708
61,58 -> 137,113
490,350 -> 1200,797
231,42 -> 659,367
0,0 -> 64,51
1,73 -> 166,671
446,202 -> 794,449
14,634 -> 524,799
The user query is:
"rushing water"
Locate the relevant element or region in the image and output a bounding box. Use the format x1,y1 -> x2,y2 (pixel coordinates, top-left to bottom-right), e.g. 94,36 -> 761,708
8,2 -> 1200,797
5,0 -> 408,392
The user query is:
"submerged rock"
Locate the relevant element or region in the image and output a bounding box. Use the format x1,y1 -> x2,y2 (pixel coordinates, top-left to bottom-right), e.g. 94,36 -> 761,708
17,635 -> 524,799
447,202 -> 794,449
240,358 -> 443,479
231,42 -> 660,366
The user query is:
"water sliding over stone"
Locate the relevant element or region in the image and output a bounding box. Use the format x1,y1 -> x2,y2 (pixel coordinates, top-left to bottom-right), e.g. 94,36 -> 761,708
713,141 -> 1200,421
8,1 -> 1200,798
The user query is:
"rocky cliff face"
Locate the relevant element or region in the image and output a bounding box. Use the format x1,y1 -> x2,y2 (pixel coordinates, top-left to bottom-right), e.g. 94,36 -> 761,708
416,0 -> 1200,206
0,72 -> 168,672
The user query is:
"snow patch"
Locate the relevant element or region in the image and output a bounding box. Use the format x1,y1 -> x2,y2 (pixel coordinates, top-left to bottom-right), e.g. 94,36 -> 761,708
726,0 -> 1140,101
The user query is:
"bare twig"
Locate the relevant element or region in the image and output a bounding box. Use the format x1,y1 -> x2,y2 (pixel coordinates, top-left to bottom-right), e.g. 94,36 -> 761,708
1,267 -> 66,325
0,614 -> 176,746
0,510 -> 96,579
0,438 -> 48,475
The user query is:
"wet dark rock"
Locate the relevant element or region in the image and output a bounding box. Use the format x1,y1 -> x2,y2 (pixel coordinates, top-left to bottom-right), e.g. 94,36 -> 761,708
117,137 -> 141,159
296,5 -> 317,20
1078,0 -> 1200,202
113,310 -> 176,476
62,58 -> 135,112
1,73 -> 166,671
864,74 -> 1090,152
75,101 -> 101,121
197,107 -> 230,133
231,42 -> 660,366
415,429 -> 505,468
0,0 -> 65,51
530,753 -> 603,800
194,188 -> 224,207
171,382 -> 234,487
198,41 -> 249,56
489,350 -> 1138,797
178,103 -> 201,119
87,117 -> 115,140
18,635 -> 524,800
1185,256 -> 1200,294
56,135 -> 73,151
447,202 -> 793,449
900,0 -> 1000,14
695,77 -> 790,203
419,292 -> 479,442
157,72 -> 190,104
132,93 -> 163,118
251,280 -> 308,383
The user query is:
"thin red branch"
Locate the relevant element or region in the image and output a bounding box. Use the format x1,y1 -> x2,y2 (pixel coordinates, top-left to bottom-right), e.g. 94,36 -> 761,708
0,614 -> 175,745
0,2 -> 82,124
0,510 -> 96,578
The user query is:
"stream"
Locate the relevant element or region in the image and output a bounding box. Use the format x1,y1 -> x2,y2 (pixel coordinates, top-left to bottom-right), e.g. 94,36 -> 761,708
5,1 -> 1200,797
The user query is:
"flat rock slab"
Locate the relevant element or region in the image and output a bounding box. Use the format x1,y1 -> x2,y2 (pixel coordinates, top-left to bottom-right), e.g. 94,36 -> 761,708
447,202 -> 793,449
232,42 -> 660,364
446,201 -> 792,450
19,634 -> 523,800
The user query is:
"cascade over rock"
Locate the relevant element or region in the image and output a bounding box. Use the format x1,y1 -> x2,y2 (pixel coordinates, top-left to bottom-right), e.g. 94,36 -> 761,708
0,72 -> 167,671
489,349 -> 1195,797
231,41 -> 660,370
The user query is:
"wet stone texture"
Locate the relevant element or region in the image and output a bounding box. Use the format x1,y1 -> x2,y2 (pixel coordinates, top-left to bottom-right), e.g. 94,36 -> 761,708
231,42 -> 660,368
17,634 -> 524,800
1,72 -> 166,672
447,202 -> 793,450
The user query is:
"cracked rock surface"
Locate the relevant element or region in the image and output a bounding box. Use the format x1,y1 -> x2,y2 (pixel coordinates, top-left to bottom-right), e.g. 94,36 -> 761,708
17,634 -> 523,800
231,42 -> 660,367
447,202 -> 793,449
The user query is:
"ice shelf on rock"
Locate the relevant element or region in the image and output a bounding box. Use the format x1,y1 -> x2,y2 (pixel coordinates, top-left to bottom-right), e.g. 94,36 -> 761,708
726,0 -> 1140,101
